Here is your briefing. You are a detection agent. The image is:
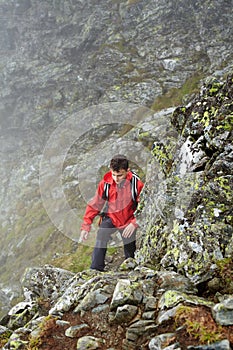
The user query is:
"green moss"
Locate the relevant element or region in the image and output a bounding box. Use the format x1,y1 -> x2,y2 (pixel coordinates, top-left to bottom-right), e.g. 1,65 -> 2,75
0,197 -> 74,287
214,177 -> 231,196
52,243 -> 118,273
127,0 -> 140,4
151,142 -> 174,173
208,81 -> 222,96
138,131 -> 150,139
27,315 -> 56,350
151,73 -> 203,111
215,258 -> 233,288
200,110 -> 210,127
107,246 -> 118,256
27,336 -> 42,350
52,244 -> 92,272
0,331 -> 12,348
175,305 -> 224,344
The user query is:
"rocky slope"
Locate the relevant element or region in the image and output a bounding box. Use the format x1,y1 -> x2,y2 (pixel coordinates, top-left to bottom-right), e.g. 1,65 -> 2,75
0,0 -> 232,323
137,74 -> 233,284
0,74 -> 232,350
0,259 -> 233,349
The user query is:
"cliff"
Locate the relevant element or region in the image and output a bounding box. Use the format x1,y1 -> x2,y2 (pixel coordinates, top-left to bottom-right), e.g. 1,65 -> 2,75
1,0 -> 232,303
0,72 -> 232,350
0,0 -> 232,347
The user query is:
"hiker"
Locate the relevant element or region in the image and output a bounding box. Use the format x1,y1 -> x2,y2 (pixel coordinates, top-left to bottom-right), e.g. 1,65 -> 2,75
80,154 -> 144,271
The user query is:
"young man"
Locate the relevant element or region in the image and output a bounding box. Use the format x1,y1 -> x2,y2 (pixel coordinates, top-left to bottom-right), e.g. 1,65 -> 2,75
80,154 -> 144,271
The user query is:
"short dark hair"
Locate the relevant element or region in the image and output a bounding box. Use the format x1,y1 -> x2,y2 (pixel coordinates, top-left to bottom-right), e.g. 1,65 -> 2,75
110,154 -> 129,171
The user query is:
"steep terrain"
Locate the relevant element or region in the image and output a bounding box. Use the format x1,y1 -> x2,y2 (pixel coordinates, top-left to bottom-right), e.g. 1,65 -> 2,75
0,70 -> 232,350
0,0 -> 232,322
137,74 -> 233,284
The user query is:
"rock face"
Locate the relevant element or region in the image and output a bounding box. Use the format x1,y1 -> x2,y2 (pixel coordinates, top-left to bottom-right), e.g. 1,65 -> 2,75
0,74 -> 232,349
137,74 -> 233,284
0,0 -> 232,321
1,0 -> 232,124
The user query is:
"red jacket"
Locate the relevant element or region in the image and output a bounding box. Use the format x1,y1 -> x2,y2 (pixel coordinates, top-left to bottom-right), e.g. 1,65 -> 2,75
81,171 -> 144,232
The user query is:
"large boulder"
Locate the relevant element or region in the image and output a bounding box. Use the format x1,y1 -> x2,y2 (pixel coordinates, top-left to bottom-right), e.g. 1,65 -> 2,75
137,74 -> 233,284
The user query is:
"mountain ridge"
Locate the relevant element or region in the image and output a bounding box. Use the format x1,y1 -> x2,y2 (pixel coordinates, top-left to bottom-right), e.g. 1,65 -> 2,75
0,0 -> 232,321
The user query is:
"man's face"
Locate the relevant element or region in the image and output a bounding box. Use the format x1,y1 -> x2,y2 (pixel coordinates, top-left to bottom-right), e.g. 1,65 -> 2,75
111,168 -> 129,185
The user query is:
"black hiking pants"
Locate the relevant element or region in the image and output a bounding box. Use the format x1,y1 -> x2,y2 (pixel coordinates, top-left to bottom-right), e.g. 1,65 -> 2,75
90,216 -> 136,271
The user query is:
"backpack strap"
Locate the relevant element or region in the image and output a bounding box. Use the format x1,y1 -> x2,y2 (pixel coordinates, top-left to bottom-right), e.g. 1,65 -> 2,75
102,171 -> 139,208
100,182 -> 110,217
131,171 -> 140,204
102,182 -> 110,200
131,171 -> 140,210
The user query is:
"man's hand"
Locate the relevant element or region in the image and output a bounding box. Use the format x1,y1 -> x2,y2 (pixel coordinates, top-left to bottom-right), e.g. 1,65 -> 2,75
122,223 -> 136,238
79,230 -> 89,242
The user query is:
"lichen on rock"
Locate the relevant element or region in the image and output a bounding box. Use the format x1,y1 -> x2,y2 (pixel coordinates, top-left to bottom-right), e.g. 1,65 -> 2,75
137,74 -> 233,284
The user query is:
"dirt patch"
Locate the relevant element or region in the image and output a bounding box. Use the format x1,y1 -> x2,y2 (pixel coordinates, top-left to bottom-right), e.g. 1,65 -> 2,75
36,309 -> 125,350
29,304 -> 233,350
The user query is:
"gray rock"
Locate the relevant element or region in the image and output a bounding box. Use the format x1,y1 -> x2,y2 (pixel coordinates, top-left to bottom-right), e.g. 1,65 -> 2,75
56,319 -> 70,327
212,297 -> 233,326
49,274 -> 109,315
7,301 -> 38,330
137,75 -> 233,285
149,333 -> 177,350
187,339 -> 231,350
0,0 -> 232,312
0,325 -> 11,340
65,323 -> 89,338
113,304 -> 138,324
119,258 -> 138,271
21,265 -> 75,302
92,304 -> 110,314
74,289 -> 110,313
126,320 -> 158,342
143,296 -> 157,312
8,301 -> 34,316
3,331 -> 28,349
142,310 -> 156,320
156,271 -> 197,294
158,290 -> 214,310
76,335 -> 104,350
0,290 -> 11,321
207,278 -> 222,294
110,279 -> 143,310
0,3 -> 232,349
157,306 -> 180,325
